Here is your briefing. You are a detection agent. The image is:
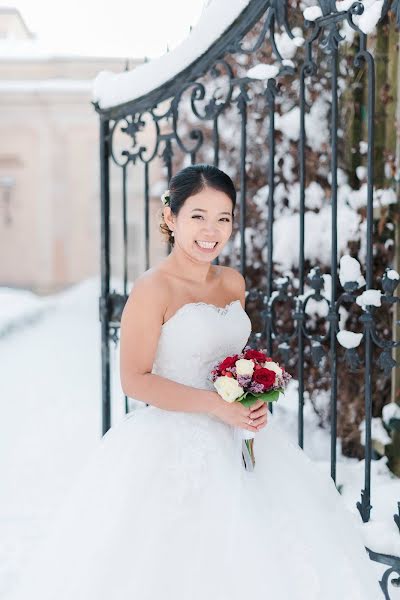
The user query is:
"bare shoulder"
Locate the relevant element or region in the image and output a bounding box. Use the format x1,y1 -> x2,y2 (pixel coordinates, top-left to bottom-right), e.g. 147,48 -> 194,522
121,267 -> 170,326
119,268 -> 172,388
217,265 -> 246,302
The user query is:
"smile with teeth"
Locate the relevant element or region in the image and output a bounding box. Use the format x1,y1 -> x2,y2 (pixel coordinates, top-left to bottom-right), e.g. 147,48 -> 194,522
195,240 -> 218,249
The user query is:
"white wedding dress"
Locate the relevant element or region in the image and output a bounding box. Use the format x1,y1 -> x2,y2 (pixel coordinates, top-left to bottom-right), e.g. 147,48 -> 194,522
8,299 -> 382,600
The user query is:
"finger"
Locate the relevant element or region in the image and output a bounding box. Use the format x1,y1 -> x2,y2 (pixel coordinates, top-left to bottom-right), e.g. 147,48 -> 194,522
257,412 -> 269,429
251,415 -> 267,427
239,406 -> 252,417
249,400 -> 263,411
241,417 -> 258,431
249,406 -> 268,419
243,425 -> 258,432
250,400 -> 265,412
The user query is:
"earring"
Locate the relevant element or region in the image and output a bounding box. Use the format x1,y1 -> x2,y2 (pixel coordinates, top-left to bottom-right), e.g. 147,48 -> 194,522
171,231 -> 175,237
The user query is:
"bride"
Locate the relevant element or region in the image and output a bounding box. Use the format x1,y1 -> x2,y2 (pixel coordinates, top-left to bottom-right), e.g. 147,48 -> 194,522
9,164 -> 381,599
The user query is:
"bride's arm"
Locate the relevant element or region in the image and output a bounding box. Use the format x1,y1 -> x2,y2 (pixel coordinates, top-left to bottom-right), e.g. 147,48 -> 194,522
119,273 -> 222,414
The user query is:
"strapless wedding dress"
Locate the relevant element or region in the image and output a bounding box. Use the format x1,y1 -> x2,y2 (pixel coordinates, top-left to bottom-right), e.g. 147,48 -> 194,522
8,299 -> 381,599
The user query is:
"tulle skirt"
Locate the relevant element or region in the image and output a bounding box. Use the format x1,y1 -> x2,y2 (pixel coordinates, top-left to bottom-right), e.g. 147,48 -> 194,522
8,405 -> 381,599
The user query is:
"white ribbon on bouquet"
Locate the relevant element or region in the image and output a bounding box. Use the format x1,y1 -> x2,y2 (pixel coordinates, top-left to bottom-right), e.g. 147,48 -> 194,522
233,426 -> 255,471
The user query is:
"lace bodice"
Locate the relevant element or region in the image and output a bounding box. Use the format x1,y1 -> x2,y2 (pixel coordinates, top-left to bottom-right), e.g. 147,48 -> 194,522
151,300 -> 252,391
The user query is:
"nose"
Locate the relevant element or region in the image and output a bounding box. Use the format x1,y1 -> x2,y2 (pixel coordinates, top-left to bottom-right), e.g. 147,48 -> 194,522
201,223 -> 219,238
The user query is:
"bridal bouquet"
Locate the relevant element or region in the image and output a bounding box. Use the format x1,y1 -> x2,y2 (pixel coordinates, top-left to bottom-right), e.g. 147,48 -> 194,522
209,346 -> 292,469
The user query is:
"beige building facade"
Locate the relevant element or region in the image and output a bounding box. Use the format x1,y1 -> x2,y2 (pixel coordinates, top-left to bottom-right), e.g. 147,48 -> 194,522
0,8 -> 166,294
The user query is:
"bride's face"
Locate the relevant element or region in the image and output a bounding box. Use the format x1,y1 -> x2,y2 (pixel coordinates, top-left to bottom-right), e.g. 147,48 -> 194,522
170,186 -> 234,261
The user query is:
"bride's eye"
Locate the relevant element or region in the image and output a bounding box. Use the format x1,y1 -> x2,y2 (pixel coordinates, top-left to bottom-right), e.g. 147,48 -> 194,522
192,215 -> 231,222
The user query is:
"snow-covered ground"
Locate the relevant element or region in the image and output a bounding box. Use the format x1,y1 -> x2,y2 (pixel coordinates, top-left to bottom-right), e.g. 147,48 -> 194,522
0,277 -> 399,597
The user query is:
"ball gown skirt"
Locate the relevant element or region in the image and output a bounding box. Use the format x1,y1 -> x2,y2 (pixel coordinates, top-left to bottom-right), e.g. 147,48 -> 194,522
8,300 -> 382,599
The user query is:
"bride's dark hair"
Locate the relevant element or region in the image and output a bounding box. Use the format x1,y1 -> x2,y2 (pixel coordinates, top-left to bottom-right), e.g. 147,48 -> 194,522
159,163 -> 236,245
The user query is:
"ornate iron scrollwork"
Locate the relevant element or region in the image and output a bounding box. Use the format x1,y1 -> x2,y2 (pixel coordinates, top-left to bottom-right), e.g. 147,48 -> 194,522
95,2 -> 400,593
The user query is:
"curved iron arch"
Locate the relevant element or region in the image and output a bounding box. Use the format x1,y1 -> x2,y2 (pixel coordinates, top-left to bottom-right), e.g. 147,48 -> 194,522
92,0 -> 284,120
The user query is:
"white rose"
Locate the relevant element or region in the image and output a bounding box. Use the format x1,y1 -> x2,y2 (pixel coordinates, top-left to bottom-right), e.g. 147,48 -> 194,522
235,358 -> 255,376
214,376 -> 244,403
263,361 -> 283,376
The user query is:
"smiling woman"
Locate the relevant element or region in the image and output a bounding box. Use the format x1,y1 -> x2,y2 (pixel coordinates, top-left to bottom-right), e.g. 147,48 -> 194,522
159,163 -> 236,250
6,159 -> 382,600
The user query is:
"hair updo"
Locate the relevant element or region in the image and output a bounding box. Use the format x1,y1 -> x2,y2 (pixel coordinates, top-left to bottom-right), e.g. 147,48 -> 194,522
159,163 -> 236,246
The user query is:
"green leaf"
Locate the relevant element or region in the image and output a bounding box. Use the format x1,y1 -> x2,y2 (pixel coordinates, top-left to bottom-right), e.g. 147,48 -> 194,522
239,389 -> 282,407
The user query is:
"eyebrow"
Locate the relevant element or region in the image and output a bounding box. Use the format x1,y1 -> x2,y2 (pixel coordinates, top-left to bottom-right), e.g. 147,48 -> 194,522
191,208 -> 232,215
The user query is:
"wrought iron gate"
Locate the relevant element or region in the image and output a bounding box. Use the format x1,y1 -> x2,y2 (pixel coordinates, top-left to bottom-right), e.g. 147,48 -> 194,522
93,1 -> 400,594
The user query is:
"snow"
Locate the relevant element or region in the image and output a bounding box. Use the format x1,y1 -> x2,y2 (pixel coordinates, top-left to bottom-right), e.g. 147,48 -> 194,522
92,0 -> 387,110
274,31 -> 304,58
356,288 -> 383,310
0,288 -> 54,338
275,107 -> 301,141
337,329 -> 363,348
274,98 -> 330,152
336,0 -> 356,10
0,279 -> 103,597
387,269 -> 399,281
303,6 -> 323,21
339,254 -> 366,289
382,402 -> 400,425
356,165 -> 367,181
375,187 -> 398,207
247,64 -> 280,81
359,417 -> 391,447
92,0 -> 251,109
355,0 -> 384,34
271,203 -> 362,271
345,183 -> 397,211
1,278 -> 399,596
303,1 -> 384,34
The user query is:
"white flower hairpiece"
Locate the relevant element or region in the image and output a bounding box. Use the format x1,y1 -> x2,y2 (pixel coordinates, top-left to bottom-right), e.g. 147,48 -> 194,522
161,189 -> 170,205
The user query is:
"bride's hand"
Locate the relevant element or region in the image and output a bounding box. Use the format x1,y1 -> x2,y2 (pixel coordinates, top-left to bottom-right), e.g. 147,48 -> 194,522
209,393 -> 258,432
249,399 -> 268,430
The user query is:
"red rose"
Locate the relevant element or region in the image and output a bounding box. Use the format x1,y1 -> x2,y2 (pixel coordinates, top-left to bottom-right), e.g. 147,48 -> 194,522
244,349 -> 269,363
252,367 -> 276,389
218,354 -> 238,371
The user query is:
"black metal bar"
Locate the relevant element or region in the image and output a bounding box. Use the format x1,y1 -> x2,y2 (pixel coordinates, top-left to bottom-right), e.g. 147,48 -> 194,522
122,164 -> 129,416
165,139 -> 173,181
238,90 -> 247,275
356,35 -> 376,524
213,117 -> 220,167
144,161 -> 150,271
122,164 -> 128,296
298,62 -> 307,450
329,47 -> 339,483
264,79 -> 277,421
265,80 -> 275,305
99,117 -> 111,436
363,39 -> 376,524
